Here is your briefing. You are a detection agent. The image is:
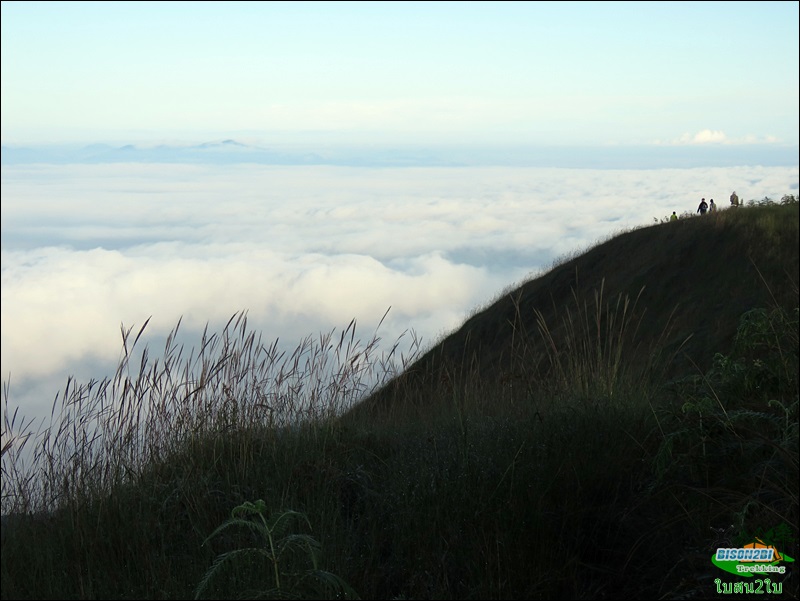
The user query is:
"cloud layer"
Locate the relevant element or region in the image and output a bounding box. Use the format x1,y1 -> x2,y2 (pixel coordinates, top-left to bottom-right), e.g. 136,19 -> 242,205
2,163 -> 798,421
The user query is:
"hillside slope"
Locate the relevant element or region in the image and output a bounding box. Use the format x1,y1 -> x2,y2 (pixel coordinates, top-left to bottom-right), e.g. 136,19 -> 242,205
352,201 -> 799,415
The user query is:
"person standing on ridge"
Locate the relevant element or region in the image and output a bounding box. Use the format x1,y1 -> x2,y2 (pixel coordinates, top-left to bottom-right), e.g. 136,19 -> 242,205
697,198 -> 708,215
670,211 -> 678,221
709,198 -> 716,212
730,191 -> 739,207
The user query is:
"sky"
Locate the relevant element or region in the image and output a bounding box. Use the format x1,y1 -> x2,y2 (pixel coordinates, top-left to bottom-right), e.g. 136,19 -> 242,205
1,1 -> 798,147
1,1 -> 799,431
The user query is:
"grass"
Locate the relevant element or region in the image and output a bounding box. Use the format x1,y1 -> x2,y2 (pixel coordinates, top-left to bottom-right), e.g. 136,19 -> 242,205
2,199 -> 798,600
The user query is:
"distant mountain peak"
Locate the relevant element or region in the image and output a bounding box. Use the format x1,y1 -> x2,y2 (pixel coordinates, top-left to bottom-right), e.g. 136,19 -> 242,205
195,139 -> 253,150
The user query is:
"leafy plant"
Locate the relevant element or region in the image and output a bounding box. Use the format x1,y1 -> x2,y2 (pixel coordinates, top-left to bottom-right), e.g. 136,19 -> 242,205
653,303 -> 799,529
195,500 -> 359,600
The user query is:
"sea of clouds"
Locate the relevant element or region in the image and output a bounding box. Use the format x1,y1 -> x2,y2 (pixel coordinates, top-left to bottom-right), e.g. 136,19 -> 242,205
2,161 -> 798,425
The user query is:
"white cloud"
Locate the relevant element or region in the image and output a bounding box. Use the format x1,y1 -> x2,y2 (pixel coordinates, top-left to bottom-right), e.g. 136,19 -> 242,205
2,163 -> 798,422
670,129 -> 728,145
691,129 -> 727,144
657,130 -> 786,146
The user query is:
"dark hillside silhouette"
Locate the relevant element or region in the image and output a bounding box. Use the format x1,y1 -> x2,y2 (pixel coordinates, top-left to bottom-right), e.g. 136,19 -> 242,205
2,199 -> 797,601
350,202 -> 799,417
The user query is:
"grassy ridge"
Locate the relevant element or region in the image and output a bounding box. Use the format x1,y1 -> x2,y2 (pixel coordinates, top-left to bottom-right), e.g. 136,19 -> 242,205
351,198 -> 799,420
2,200 -> 798,599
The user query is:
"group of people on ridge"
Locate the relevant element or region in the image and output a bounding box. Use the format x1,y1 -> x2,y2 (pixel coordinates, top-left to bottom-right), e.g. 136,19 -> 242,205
696,197 -> 716,214
669,191 -> 739,221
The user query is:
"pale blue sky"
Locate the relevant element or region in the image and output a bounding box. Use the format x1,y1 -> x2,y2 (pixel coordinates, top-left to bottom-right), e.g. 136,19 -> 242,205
2,0 -> 798,147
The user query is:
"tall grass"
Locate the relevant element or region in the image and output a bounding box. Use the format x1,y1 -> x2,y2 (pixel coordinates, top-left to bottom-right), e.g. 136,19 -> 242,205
2,311 -> 415,517
1,311 -> 419,599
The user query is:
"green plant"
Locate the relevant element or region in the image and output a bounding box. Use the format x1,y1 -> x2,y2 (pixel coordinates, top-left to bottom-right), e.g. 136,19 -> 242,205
195,500 -> 359,600
653,303 -> 799,532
